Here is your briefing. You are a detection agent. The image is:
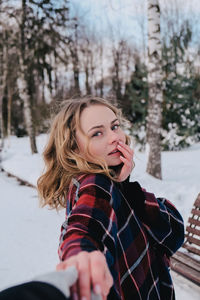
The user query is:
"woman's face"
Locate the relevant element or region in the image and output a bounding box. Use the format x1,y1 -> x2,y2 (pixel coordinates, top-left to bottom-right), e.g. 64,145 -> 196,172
76,104 -> 126,166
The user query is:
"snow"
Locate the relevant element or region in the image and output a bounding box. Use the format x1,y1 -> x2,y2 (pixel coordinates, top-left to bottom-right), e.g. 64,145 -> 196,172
0,135 -> 200,299
0,171 -> 64,290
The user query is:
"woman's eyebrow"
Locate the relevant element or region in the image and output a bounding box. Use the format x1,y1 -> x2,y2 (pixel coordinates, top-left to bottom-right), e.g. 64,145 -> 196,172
88,118 -> 118,133
88,125 -> 104,133
111,118 -> 118,124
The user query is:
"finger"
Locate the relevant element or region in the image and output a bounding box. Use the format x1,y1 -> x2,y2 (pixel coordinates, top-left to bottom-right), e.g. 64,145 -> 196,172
118,156 -> 134,181
105,265 -> 113,288
118,144 -> 134,167
118,141 -> 134,155
117,144 -> 133,160
90,252 -> 104,295
102,263 -> 113,297
120,155 -> 133,170
90,251 -> 112,297
77,252 -> 91,300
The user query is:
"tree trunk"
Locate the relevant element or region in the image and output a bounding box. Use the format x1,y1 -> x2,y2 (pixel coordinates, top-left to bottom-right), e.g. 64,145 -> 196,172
69,45 -> 80,95
18,58 -> 38,154
69,21 -> 80,95
7,84 -> 12,139
19,0 -> 37,154
0,94 -> 4,151
73,61 -> 80,94
0,31 -> 7,151
146,0 -> 163,179
85,62 -> 91,95
112,49 -> 122,100
99,44 -> 104,97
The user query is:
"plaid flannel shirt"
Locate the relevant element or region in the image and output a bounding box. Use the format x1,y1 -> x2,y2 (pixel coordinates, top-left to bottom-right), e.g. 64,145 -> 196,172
58,173 -> 184,300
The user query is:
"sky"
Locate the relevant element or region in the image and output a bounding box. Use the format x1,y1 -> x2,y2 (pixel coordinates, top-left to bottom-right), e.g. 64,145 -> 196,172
69,0 -> 200,48
4,0 -> 200,50
70,0 -> 200,18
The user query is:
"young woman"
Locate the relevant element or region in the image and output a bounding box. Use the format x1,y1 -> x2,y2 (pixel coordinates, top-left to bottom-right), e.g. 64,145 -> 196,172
37,96 -> 184,300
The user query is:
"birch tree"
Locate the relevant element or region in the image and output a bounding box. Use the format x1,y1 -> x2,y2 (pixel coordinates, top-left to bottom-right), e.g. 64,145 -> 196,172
69,19 -> 81,95
18,0 -> 38,154
0,28 -> 8,150
146,0 -> 163,179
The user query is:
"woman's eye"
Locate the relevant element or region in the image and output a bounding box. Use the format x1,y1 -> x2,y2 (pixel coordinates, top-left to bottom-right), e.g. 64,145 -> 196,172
112,124 -> 120,130
92,131 -> 102,137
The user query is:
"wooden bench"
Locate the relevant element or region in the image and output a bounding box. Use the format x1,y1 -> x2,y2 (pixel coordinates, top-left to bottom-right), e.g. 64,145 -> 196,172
170,193 -> 200,286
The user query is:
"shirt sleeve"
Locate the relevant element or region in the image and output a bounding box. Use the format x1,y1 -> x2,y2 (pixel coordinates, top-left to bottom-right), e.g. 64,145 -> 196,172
121,181 -> 185,257
58,175 -> 116,261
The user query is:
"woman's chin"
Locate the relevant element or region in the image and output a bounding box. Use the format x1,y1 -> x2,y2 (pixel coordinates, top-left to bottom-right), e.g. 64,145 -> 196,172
107,156 -> 122,166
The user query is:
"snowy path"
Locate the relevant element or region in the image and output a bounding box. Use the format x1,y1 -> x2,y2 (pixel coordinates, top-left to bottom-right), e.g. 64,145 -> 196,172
0,171 -> 200,299
0,171 -> 64,291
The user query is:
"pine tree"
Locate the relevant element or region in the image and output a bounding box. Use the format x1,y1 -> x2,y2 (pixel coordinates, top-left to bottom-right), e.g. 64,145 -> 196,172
162,20 -> 200,149
123,60 -> 148,145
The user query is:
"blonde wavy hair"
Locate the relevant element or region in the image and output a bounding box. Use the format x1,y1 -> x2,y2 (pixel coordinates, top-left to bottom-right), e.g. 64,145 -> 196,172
37,96 -> 130,209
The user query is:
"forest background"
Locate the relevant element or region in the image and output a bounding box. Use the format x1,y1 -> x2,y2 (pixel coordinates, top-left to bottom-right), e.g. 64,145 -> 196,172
0,0 -> 200,160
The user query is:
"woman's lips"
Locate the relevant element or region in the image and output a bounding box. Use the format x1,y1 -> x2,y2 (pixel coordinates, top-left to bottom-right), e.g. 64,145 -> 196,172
108,149 -> 121,155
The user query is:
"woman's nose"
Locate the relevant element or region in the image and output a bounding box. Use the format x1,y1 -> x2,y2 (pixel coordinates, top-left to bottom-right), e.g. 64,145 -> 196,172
108,130 -> 119,144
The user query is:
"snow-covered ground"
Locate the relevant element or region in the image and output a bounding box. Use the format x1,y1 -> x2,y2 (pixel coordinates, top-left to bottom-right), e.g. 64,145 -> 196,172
0,135 -> 200,299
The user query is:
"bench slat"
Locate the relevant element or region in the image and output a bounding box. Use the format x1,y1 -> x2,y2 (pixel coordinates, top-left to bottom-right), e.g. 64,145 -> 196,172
186,226 -> 200,236
191,208 -> 200,217
187,218 -> 200,227
185,235 -> 200,247
170,257 -> 200,286
183,244 -> 200,256
172,251 -> 200,272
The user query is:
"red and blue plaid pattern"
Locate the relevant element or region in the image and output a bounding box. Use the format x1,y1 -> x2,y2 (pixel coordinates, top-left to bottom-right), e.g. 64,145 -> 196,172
58,174 -> 184,299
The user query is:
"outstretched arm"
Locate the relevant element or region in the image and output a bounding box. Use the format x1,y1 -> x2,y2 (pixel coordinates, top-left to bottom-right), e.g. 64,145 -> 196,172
58,175 -> 116,300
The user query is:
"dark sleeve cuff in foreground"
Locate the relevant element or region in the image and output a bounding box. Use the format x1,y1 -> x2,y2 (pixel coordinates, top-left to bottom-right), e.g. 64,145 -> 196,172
0,282 -> 68,300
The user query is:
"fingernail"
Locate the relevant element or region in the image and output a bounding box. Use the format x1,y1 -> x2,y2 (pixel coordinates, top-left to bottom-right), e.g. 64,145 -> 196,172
94,284 -> 101,295
119,141 -> 123,144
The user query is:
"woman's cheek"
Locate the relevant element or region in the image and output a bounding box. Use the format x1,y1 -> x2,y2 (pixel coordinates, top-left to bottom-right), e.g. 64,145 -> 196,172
120,131 -> 126,143
89,141 -> 103,157
88,142 -> 98,156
